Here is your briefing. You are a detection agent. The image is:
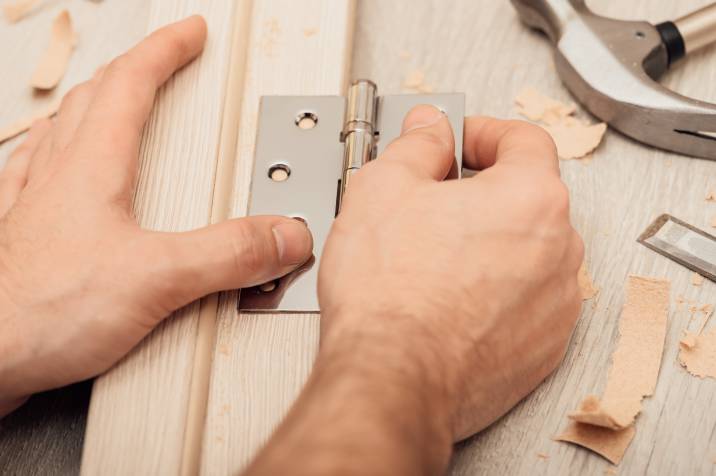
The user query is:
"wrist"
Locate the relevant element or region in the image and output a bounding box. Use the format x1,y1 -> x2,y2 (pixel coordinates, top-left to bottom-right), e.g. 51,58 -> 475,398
0,270 -> 31,415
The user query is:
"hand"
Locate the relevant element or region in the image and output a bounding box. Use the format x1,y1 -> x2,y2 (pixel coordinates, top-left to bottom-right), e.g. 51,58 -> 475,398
245,106 -> 583,476
0,16 -> 312,416
318,105 -> 583,440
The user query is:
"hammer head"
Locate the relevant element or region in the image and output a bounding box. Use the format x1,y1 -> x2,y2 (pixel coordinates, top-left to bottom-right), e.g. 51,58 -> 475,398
512,0 -> 716,160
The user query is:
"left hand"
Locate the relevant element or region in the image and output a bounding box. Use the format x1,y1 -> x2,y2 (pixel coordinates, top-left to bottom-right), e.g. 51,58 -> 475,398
0,16 -> 313,416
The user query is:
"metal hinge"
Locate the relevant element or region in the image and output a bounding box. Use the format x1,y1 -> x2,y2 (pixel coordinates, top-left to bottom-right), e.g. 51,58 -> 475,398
239,79 -> 465,313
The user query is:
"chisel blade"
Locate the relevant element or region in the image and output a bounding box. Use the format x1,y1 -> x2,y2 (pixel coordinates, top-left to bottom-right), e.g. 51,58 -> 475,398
638,214 -> 716,282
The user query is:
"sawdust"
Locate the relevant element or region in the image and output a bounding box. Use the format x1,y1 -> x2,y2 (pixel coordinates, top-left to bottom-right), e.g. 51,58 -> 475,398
31,10 -> 76,90
402,70 -> 433,94
536,452 -> 549,460
399,50 -> 412,60
0,99 -> 60,144
261,18 -> 281,57
557,275 -> 670,464
579,262 -> 599,300
679,304 -> 716,379
514,87 -> 607,160
706,190 -> 716,202
3,0 -> 41,23
692,272 -> 705,287
302,27 -> 318,37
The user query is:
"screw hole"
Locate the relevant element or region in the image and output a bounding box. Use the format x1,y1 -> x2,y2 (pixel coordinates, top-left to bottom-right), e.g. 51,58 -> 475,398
635,31 -> 645,39
295,112 -> 318,130
268,164 -> 291,182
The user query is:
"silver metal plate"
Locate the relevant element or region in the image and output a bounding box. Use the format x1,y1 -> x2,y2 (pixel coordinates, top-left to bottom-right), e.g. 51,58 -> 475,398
240,93 -> 465,312
377,93 -> 465,178
638,214 -> 716,282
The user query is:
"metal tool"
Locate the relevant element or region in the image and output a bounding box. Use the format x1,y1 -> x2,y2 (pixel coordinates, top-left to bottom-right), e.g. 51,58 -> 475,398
511,1 -> 716,160
239,80 -> 465,312
638,214 -> 716,281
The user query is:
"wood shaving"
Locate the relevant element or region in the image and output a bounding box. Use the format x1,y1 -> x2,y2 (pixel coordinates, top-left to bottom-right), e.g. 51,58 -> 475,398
3,0 -> 41,23
31,10 -> 76,90
544,122 -> 607,160
0,99 -> 60,144
558,275 -> 670,463
402,69 -> 434,94
514,87 -> 576,125
679,328 -> 716,379
691,272 -> 705,287
402,70 -> 425,89
579,262 -> 599,300
514,87 -> 607,160
556,423 -> 635,465
536,452 -> 549,459
679,304 -> 716,378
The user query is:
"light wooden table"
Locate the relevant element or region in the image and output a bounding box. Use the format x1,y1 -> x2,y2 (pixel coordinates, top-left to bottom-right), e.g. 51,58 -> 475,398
2,1 -> 716,475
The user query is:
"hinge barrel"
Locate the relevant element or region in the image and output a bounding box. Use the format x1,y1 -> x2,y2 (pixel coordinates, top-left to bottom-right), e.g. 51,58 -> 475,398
340,80 -> 378,209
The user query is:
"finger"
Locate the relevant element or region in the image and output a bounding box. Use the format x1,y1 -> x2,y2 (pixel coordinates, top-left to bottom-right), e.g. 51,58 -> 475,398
462,116 -> 559,174
376,104 -> 456,181
0,119 -> 53,215
148,216 -> 313,306
52,66 -> 106,154
75,16 -> 207,169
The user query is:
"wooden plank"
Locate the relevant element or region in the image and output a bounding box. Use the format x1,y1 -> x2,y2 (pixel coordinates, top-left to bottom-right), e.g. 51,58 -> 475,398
348,0 -> 716,474
200,1 -> 356,473
80,2 -> 247,474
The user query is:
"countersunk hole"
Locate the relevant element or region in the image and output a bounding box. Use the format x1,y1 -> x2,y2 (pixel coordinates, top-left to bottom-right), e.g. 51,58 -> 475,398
635,30 -> 645,39
295,112 -> 318,130
259,280 -> 278,293
268,164 -> 290,182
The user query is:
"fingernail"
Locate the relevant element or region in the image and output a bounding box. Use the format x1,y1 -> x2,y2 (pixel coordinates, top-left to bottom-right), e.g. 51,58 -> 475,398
272,220 -> 312,266
402,104 -> 445,134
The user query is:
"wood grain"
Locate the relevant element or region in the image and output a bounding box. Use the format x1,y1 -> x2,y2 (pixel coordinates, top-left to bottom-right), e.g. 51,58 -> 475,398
80,1 -> 243,474
200,1 -> 355,473
2,1 -> 716,475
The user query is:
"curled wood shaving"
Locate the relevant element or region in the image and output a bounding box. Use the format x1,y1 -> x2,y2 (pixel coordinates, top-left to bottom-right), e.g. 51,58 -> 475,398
514,87 -> 575,125
0,99 -> 60,144
557,275 -> 670,464
3,0 -> 42,23
514,87 -> 607,160
31,10 -> 76,90
544,122 -> 607,160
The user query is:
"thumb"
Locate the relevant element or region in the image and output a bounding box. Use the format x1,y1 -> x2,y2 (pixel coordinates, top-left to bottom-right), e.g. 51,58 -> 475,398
153,216 -> 313,304
377,104 -> 455,180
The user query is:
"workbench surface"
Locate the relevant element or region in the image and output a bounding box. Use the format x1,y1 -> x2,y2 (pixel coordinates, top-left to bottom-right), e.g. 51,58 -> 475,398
1,1 -> 716,475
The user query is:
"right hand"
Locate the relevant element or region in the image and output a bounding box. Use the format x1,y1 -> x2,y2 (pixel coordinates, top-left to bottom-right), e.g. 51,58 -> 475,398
318,105 -> 584,440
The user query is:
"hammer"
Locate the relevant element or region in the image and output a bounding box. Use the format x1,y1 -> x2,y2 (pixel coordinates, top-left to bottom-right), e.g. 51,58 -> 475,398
511,1 -> 716,160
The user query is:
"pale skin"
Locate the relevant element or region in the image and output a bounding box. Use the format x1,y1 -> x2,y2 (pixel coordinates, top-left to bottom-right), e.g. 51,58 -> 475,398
0,16 -> 583,476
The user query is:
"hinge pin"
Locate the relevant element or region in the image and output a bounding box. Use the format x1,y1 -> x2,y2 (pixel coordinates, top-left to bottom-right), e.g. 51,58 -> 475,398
339,79 -> 378,210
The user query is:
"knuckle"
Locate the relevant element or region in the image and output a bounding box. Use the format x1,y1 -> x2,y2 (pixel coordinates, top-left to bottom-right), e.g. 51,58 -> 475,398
534,178 -> 570,215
